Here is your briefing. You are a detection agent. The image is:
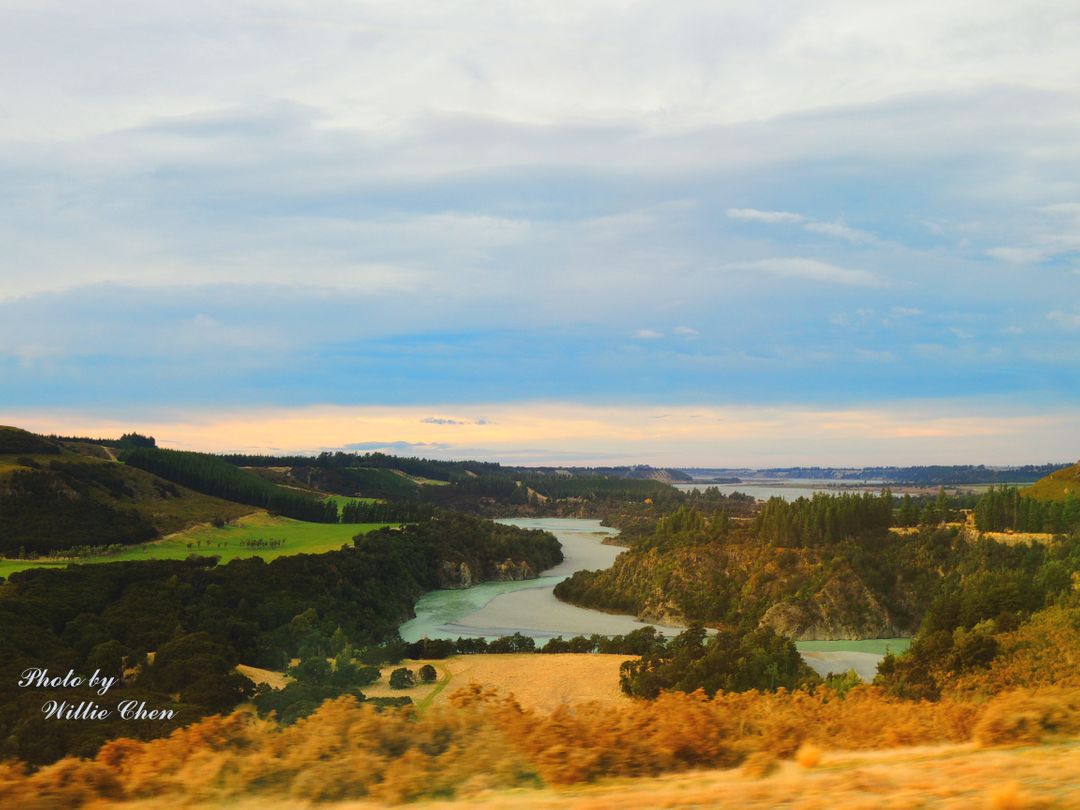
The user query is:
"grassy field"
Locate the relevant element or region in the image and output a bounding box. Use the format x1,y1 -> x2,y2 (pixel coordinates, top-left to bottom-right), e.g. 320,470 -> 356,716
323,494 -> 380,510
0,512 -> 389,578
362,654 -> 632,713
1023,461 -> 1080,501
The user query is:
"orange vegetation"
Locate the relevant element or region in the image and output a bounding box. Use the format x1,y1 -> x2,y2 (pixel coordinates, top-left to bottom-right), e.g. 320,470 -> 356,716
5,683 -> 1080,807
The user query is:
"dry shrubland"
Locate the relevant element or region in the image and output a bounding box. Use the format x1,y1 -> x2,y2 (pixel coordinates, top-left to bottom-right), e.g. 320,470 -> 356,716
4,683 -> 1078,806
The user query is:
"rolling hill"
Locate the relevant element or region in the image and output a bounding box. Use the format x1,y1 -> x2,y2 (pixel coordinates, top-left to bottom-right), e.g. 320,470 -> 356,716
1023,459 -> 1080,501
0,426 -> 252,555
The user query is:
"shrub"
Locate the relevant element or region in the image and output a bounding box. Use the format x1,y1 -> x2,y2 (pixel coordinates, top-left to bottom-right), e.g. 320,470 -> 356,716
389,668 -> 415,690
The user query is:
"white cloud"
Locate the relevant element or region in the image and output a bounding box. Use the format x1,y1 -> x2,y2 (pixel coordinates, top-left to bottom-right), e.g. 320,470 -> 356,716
1047,310 -> 1080,329
634,328 -> 664,339
735,258 -> 884,287
803,220 -> 879,244
890,307 -> 922,318
726,208 -> 805,224
986,246 -> 1049,265
673,326 -> 699,337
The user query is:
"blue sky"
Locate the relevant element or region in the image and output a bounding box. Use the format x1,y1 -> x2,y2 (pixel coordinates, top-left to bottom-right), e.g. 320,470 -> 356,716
2,1 -> 1080,463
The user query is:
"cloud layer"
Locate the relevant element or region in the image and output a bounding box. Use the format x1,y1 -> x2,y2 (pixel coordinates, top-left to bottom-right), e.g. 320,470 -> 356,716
2,2 -> 1079,461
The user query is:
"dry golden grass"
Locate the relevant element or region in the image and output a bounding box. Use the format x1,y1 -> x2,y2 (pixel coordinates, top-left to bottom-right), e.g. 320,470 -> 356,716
119,740 -> 1080,810
363,654 -> 631,713
236,664 -> 293,691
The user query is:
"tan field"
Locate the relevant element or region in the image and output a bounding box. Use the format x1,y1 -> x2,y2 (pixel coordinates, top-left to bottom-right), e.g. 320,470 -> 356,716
364,653 -> 632,713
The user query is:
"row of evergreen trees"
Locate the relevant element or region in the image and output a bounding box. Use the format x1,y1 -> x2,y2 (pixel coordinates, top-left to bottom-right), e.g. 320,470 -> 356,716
120,448 -> 338,523
754,491 -> 894,547
974,486 -> 1080,533
339,500 -> 434,524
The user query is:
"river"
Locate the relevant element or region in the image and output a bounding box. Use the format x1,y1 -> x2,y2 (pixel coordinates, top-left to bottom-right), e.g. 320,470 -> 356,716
398,517 -> 909,679
399,518 -> 681,643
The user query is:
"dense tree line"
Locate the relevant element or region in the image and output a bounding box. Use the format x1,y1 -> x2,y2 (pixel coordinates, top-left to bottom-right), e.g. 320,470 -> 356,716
752,464 -> 1069,485
974,486 -> 1080,533
379,625 -> 670,662
755,491 -> 894,547
0,513 -> 561,764
339,499 -> 434,524
47,432 -> 157,449
120,448 -> 338,522
215,450 -> 499,480
619,625 -> 815,698
523,474 -> 673,502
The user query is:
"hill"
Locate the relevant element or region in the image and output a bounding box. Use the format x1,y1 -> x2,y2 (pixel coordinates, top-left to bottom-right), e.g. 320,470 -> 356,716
0,427 -> 252,555
1023,460 -> 1080,501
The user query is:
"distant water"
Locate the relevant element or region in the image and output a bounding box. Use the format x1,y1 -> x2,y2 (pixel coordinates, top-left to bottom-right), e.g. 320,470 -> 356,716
399,518 -> 687,645
674,478 -> 883,501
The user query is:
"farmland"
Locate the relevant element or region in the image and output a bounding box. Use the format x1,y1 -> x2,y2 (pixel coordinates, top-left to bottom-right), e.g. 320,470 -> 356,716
0,512 -> 389,578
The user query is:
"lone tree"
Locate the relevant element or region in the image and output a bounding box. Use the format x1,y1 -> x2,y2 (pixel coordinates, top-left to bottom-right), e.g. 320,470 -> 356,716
389,667 -> 415,689
418,664 -> 437,683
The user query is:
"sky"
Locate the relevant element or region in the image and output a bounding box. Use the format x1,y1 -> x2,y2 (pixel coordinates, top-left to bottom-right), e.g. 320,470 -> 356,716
2,1 -> 1080,465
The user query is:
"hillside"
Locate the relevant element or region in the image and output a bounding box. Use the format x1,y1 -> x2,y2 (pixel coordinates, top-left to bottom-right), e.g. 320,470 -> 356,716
0,427 -> 252,555
1023,459 -> 1080,501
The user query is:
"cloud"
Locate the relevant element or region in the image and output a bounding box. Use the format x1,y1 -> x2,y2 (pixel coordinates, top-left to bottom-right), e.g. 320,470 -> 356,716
634,329 -> 664,339
726,206 -> 880,245
803,220 -> 879,244
342,441 -> 450,452
986,246 -> 1049,265
421,416 -> 492,425
735,258 -> 884,287
726,208 -> 805,224
890,307 -> 923,318
673,326 -> 699,337
9,401 -> 1078,466
1047,310 -> 1080,329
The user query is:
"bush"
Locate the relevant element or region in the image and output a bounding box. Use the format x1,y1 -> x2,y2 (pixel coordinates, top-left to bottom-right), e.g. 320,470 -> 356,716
418,664 -> 437,683
389,668 -> 415,690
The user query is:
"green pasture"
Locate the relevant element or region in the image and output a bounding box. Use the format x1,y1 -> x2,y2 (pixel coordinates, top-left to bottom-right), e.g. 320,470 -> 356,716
0,512 -> 389,579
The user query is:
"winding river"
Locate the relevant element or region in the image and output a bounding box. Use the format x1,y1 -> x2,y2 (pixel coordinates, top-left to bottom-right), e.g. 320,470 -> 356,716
399,518 -> 685,643
398,517 -> 909,680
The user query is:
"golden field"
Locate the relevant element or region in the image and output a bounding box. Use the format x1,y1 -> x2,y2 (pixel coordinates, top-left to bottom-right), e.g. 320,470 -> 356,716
363,654 -> 631,713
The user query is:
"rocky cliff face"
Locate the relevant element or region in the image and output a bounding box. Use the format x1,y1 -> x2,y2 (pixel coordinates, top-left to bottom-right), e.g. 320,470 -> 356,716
757,574 -> 904,640
437,558 -> 538,589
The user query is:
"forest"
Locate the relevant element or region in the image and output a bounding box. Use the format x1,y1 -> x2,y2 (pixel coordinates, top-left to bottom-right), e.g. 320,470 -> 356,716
0,513 -> 561,764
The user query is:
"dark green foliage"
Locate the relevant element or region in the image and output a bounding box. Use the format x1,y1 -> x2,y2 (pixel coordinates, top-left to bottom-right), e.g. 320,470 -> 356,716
0,513 -> 559,764
418,664 -> 438,682
488,632 -> 536,653
340,499 -> 434,524
523,474 -> 671,502
974,486 -> 1080,533
755,491 -> 893,547
0,426 -> 63,454
120,447 -> 338,522
389,667 -> 415,689
0,464 -> 158,555
364,512 -> 563,582
252,655 -> 380,724
619,625 -> 816,698
877,535 -> 1080,699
